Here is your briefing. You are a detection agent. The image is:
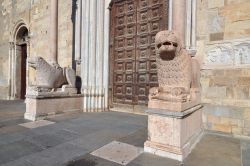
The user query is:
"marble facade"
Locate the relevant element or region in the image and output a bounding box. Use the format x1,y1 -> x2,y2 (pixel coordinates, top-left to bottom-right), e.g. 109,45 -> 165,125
74,0 -> 110,112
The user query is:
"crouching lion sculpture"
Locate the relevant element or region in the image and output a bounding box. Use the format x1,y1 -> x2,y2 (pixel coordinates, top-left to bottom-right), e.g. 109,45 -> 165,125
149,30 -> 200,106
28,56 -> 76,92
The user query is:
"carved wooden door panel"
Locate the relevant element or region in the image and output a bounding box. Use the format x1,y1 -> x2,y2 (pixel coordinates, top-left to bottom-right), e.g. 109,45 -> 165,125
110,0 -> 168,105
20,44 -> 27,99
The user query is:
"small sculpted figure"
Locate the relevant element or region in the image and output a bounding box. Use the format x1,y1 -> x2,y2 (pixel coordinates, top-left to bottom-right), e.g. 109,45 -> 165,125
28,56 -> 76,92
149,30 -> 200,103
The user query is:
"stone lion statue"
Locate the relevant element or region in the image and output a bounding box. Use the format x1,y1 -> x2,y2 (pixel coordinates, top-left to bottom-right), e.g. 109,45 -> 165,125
149,30 -> 200,103
28,56 -> 76,92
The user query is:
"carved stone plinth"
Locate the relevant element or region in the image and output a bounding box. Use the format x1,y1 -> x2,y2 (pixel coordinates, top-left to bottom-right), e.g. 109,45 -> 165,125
25,93 -> 83,121
144,105 -> 203,161
148,93 -> 201,112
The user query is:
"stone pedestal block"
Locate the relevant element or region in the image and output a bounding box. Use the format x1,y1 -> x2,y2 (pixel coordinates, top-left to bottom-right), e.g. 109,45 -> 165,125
148,97 -> 201,112
144,105 -> 203,161
25,94 -> 83,121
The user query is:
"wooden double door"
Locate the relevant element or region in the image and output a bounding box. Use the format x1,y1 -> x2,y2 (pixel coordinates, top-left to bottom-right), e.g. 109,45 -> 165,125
109,0 -> 169,105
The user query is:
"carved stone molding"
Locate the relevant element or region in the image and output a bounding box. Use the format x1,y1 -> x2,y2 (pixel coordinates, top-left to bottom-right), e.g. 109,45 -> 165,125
203,38 -> 250,69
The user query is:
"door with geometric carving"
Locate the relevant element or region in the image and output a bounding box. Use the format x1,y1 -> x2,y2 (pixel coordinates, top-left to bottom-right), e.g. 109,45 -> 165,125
109,0 -> 169,106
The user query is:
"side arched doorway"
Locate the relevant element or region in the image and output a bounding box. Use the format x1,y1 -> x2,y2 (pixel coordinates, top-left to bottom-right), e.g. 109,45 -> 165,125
15,27 -> 28,99
10,22 -> 29,100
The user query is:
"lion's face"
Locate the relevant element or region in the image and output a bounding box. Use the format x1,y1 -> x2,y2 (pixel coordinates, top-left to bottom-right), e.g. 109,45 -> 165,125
155,31 -> 179,61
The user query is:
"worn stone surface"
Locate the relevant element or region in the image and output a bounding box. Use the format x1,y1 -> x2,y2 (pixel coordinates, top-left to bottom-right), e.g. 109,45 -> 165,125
196,0 -> 250,138
24,96 -> 83,121
144,108 -> 203,161
28,56 -> 76,91
66,154 -> 123,166
91,141 -> 143,165
0,140 -> 43,165
148,30 -> 201,112
127,153 -> 180,166
19,120 -> 55,129
241,140 -> 250,166
184,134 -> 241,166
118,128 -> 147,148
203,104 -> 250,136
0,101 -> 247,166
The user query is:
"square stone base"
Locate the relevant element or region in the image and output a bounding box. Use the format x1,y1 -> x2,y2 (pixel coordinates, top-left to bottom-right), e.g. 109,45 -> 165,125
144,106 -> 203,161
148,99 -> 201,112
25,95 -> 83,121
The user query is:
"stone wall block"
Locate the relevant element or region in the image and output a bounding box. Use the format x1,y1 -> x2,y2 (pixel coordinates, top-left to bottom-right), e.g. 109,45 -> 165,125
241,69 -> 250,77
211,76 -> 237,86
232,126 -> 242,135
206,86 -> 227,98
212,124 -> 231,133
208,0 -> 225,9
235,86 -> 249,100
207,114 -> 221,124
224,69 -> 241,76
220,117 -> 232,125
238,77 -> 250,86
210,32 -> 224,41
243,128 -> 250,136
226,87 -> 234,99
244,120 -> 250,128
243,109 -> 250,120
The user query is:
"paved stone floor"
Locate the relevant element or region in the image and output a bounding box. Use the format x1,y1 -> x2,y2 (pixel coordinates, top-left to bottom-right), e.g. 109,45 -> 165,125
0,100 -> 249,166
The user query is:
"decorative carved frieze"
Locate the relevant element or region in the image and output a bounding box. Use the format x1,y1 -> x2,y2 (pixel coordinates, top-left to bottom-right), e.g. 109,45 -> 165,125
203,38 -> 250,69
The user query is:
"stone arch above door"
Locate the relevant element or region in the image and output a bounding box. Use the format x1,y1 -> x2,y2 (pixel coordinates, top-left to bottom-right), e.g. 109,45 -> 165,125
9,20 -> 30,99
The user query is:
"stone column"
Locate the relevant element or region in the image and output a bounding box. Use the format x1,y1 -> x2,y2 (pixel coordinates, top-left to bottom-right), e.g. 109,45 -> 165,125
81,0 -> 90,111
191,0 -> 197,51
96,0 -> 105,110
88,0 -> 97,111
172,0 -> 186,47
8,42 -> 14,99
50,0 -> 58,64
79,0 -> 109,112
185,0 -> 197,55
75,0 -> 82,62
186,0 -> 192,49
168,0 -> 173,30
103,0 -> 110,109
26,40 -> 30,89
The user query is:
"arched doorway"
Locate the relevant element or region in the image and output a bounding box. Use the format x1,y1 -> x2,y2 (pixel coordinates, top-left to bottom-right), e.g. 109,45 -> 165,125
10,21 -> 29,100
15,27 -> 28,99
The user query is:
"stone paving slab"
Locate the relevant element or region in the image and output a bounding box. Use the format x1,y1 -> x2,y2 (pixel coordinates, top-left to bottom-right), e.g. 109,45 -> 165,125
25,133 -> 70,149
65,154 -> 123,166
241,140 -> 250,166
29,121 -> 76,135
1,159 -> 33,166
118,128 -> 147,148
68,127 -> 137,152
45,112 -> 83,122
19,120 -> 55,129
0,118 -> 29,128
91,141 -> 143,165
0,101 -> 247,166
127,153 -> 180,166
184,134 -> 241,166
25,142 -> 89,166
0,140 -> 43,165
0,125 -> 27,135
